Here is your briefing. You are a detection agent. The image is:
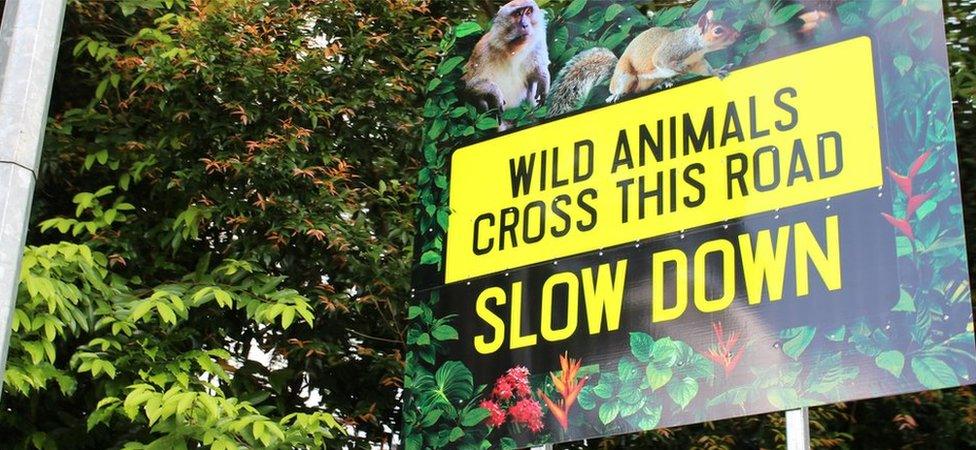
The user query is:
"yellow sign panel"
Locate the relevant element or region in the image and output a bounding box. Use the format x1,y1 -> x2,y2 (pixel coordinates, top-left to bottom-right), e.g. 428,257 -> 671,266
446,37 -> 882,283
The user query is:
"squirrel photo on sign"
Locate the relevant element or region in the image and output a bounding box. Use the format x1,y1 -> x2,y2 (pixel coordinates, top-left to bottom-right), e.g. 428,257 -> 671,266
460,2 -> 845,128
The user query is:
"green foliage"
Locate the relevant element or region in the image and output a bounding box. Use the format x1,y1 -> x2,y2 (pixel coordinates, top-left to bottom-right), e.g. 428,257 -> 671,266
1,0 -> 476,448
575,332 -> 713,432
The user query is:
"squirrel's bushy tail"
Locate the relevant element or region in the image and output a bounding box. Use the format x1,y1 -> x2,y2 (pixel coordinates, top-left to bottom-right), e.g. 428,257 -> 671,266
547,47 -> 617,118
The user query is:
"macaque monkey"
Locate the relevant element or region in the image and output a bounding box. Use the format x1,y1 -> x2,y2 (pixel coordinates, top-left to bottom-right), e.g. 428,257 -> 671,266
462,0 -> 550,131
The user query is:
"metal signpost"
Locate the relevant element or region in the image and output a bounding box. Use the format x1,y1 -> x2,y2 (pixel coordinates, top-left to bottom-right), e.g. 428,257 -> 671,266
0,0 -> 67,399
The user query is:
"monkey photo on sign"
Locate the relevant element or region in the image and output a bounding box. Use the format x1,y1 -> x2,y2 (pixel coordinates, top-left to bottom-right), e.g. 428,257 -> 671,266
461,0 -> 550,131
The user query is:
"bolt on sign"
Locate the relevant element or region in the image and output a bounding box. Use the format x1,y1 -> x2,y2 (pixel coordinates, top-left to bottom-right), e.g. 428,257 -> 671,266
405,1 -> 975,449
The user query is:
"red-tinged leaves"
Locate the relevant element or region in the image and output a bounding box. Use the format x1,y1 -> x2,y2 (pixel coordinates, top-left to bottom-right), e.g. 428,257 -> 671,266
906,191 -> 935,218
909,150 -> 933,178
882,212 -> 915,241
887,167 -> 913,197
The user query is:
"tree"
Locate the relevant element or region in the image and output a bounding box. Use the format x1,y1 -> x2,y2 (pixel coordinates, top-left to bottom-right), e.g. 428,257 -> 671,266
0,0 -> 468,448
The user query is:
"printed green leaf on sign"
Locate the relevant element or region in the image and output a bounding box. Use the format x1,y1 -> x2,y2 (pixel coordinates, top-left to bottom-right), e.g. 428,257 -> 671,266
436,57 -> 463,78
564,0 -> 587,19
767,387 -> 802,409
432,325 -> 458,341
630,332 -> 654,362
646,365 -> 673,391
500,438 -> 517,450
618,358 -> 640,382
892,289 -> 916,312
604,4 -> 625,22
420,250 -> 441,265
638,405 -> 662,429
434,361 -> 474,404
876,350 -> 905,377
599,401 -> 620,425
768,4 -> 805,26
894,54 -> 914,75
593,381 -> 614,399
448,427 -> 463,442
407,306 -> 423,320
577,385 -> 596,410
826,325 -> 846,342
780,326 -> 816,360
651,337 -> 678,365
654,7 -> 685,26
707,386 -> 749,408
667,377 -> 698,409
911,356 -> 959,389
460,408 -> 489,427
453,22 -> 482,38
475,117 -> 498,130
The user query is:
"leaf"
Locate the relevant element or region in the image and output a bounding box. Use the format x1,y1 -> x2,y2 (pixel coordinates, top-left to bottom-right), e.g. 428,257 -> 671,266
564,0 -> 587,19
645,365 -> 673,392
281,307 -> 295,329
576,385 -> 596,410
156,303 -> 176,325
461,408 -> 489,427
666,377 -> 698,409
826,325 -> 846,342
420,409 -> 443,427
894,54 -> 914,76
876,350 -> 905,377
650,337 -> 678,364
780,326 -> 816,360
638,404 -> 662,429
768,4 -> 805,26
911,356 -> 959,390
453,22 -> 482,38
655,7 -> 685,26
475,116 -> 498,130
766,387 -> 802,409
431,325 -> 458,341
420,250 -> 441,265
629,332 -> 654,362
436,56 -> 464,76
95,78 -> 109,100
448,427 -> 463,442
434,361 -> 474,403
604,4 -> 625,22
593,381 -> 614,399
407,306 -> 423,320
598,401 -> 619,425
892,288 -> 916,312
617,358 -> 639,382
129,301 -> 154,322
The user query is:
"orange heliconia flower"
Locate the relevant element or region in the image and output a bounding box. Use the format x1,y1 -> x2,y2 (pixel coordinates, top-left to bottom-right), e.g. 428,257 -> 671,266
538,352 -> 588,430
704,322 -> 744,376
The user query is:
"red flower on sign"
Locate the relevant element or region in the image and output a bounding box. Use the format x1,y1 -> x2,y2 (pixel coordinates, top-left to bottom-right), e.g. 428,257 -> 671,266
480,399 -> 507,428
538,352 -> 588,430
704,322 -> 744,376
481,365 -> 543,433
492,376 -> 514,401
508,397 -> 544,432
506,366 -> 532,398
882,150 -> 936,242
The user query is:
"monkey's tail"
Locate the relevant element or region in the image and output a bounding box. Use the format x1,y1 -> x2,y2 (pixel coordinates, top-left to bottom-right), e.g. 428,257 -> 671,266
546,48 -> 617,118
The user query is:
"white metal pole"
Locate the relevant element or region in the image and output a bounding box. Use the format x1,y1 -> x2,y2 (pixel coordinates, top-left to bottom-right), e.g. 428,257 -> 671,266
786,407 -> 811,450
0,0 -> 67,399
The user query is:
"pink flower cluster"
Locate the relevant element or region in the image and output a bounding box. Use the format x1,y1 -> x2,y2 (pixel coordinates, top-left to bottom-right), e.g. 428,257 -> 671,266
479,366 -> 544,433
